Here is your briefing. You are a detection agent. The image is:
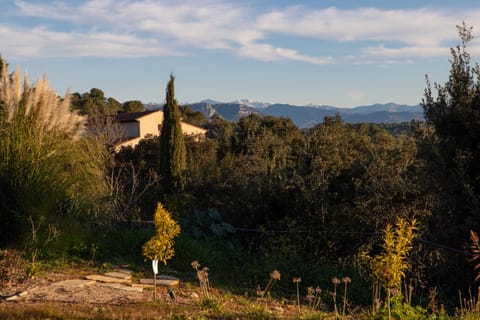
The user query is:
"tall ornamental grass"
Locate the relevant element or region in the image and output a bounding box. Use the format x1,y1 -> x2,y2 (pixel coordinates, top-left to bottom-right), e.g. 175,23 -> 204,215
0,62 -> 111,245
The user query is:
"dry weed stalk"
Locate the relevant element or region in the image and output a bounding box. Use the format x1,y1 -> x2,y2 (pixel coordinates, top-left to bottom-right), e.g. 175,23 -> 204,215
293,277 -> 301,308
342,276 -> 351,317
306,286 -> 322,310
332,276 -> 341,317
371,280 -> 382,315
403,279 -> 414,305
191,261 -> 211,299
458,287 -> 480,315
428,287 -> 437,313
27,215 -> 61,268
257,269 -> 281,299
109,161 -> 160,221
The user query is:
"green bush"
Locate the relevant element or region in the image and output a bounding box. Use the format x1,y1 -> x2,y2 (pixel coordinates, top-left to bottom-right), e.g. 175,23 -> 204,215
171,233 -> 241,284
94,225 -> 155,266
366,295 -> 446,320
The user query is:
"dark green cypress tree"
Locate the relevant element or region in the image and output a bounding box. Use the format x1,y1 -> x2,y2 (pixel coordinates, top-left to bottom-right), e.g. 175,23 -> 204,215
160,74 -> 186,192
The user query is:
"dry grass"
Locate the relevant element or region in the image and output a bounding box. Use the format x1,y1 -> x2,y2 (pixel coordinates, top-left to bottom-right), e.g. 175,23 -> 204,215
0,293 -> 324,320
0,301 -> 193,320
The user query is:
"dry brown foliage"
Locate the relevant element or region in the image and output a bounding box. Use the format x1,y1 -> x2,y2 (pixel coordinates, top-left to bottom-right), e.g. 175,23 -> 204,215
0,249 -> 27,287
469,230 -> 480,283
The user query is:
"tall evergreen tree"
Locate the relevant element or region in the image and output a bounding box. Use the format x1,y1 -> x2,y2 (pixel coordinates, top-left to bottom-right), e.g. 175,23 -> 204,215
421,23 -> 480,293
160,74 -> 186,192
422,23 -> 480,239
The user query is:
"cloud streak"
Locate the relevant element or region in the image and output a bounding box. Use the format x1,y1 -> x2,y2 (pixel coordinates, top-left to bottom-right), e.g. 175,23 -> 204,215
0,25 -> 177,58
3,1 -> 480,64
256,5 -> 480,59
256,6 -> 457,45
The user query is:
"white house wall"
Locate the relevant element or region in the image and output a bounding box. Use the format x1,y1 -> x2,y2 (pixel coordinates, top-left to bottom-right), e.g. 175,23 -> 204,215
116,110 -> 207,150
139,112 -> 164,137
181,122 -> 208,137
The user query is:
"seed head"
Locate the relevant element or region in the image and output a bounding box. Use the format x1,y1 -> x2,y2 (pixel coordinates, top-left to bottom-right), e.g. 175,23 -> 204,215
306,287 -> 315,302
270,270 -> 281,281
191,260 -> 200,270
342,276 -> 351,284
332,277 -> 341,285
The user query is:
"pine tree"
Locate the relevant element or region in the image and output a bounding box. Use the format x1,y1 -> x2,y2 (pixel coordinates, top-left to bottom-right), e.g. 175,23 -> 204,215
159,74 -> 186,192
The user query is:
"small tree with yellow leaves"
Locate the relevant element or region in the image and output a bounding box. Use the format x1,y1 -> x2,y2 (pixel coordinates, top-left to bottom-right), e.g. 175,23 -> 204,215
363,218 -> 418,320
142,202 -> 181,265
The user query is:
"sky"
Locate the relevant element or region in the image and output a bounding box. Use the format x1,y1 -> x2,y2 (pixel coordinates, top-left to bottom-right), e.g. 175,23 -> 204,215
1,0 -> 480,107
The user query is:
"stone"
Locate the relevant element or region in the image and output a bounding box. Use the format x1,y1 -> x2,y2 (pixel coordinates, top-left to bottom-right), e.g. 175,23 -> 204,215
115,268 -> 134,275
51,279 -> 96,288
97,283 -> 143,292
84,275 -> 130,284
104,272 -> 132,280
139,278 -> 179,287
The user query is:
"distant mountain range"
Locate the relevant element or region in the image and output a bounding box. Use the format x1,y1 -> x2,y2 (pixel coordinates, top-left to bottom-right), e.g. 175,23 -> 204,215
147,100 -> 424,128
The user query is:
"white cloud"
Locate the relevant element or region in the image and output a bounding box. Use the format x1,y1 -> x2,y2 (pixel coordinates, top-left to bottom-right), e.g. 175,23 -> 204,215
9,0 -> 332,64
13,0 -> 261,50
0,25 -> 177,58
273,47 -> 332,65
256,6 -> 480,60
362,44 -> 450,58
5,1 -> 480,63
256,6 -> 459,45
238,42 -> 332,64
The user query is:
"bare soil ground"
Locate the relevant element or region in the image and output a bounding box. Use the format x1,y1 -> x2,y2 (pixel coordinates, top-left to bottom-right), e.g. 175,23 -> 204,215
0,267 -> 196,318
0,266 -> 306,319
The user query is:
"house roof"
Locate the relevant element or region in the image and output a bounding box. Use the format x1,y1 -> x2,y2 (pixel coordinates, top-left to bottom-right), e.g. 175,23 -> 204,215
115,109 -> 160,122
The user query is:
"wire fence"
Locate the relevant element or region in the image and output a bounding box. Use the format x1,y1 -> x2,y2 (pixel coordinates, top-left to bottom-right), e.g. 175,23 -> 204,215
121,219 -> 469,256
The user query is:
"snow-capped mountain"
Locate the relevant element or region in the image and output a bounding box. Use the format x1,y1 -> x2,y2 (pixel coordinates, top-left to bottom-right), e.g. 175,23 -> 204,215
186,100 -> 424,128
229,99 -> 272,109
148,98 -> 424,128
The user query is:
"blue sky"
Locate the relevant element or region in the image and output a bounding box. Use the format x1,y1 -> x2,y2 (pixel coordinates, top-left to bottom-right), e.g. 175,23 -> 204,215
1,0 -> 480,107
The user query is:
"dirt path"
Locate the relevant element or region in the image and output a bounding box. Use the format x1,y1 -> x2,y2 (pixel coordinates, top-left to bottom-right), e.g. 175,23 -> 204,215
0,268 -> 177,305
